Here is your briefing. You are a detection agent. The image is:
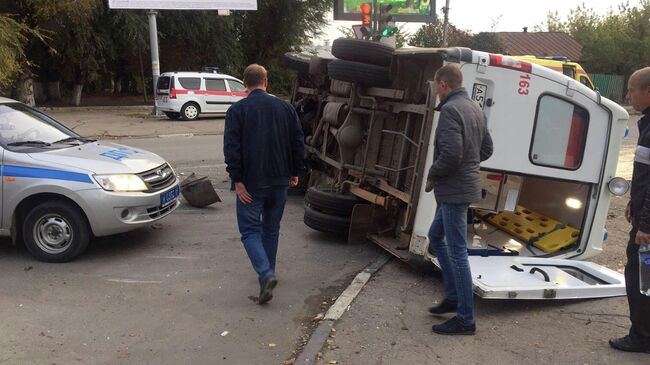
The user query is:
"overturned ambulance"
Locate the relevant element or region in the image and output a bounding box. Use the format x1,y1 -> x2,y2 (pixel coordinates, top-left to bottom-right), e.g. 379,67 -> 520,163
285,38 -> 630,300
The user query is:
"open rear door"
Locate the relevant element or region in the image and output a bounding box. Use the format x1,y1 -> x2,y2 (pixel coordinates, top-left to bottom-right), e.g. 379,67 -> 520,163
465,256 -> 625,299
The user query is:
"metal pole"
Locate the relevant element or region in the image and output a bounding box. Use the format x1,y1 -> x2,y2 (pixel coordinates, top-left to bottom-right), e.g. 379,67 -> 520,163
148,10 -> 161,115
372,0 -> 378,36
442,0 -> 450,47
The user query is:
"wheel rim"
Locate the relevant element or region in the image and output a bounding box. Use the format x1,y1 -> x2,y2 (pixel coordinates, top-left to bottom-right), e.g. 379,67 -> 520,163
184,105 -> 198,119
33,214 -> 74,254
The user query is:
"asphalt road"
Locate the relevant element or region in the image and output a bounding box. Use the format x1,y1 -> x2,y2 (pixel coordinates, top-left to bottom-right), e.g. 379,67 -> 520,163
0,135 -> 383,364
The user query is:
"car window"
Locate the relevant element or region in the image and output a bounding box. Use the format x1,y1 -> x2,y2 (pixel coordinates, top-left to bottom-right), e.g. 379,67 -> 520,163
157,76 -> 171,90
0,104 -> 75,147
530,95 -> 589,170
205,79 -> 227,92
562,66 -> 576,79
177,77 -> 201,90
228,80 -> 247,93
579,76 -> 593,89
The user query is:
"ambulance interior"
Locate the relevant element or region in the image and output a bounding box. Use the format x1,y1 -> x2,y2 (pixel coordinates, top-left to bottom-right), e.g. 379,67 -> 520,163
468,172 -> 590,257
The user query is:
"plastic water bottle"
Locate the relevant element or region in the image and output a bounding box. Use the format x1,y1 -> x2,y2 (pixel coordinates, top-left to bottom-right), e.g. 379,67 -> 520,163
640,244 -> 650,296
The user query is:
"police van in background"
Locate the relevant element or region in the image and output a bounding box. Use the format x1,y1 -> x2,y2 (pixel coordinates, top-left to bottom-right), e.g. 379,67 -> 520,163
155,70 -> 248,120
0,98 -> 180,262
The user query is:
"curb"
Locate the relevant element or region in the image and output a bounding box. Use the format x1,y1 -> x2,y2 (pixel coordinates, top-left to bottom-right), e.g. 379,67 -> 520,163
37,105 -> 153,112
293,253 -> 392,364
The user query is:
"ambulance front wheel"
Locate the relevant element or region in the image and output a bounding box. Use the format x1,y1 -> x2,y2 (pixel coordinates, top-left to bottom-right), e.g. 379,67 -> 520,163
22,201 -> 91,263
181,102 -> 200,121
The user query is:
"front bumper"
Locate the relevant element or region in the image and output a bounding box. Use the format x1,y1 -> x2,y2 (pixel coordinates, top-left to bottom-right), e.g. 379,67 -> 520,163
77,182 -> 181,237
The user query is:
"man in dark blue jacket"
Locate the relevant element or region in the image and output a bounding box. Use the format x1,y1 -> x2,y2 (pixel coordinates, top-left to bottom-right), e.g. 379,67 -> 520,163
224,64 -> 305,305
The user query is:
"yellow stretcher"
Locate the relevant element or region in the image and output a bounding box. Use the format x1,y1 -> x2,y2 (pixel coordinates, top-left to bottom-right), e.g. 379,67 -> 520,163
476,206 -> 580,253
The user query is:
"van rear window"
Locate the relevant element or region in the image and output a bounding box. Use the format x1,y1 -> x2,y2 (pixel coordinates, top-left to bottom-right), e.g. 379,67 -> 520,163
157,76 -> 171,90
178,77 -> 201,90
530,95 -> 589,170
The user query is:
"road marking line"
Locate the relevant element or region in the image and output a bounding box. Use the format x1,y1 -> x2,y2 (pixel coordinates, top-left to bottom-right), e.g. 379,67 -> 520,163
146,255 -> 201,260
105,278 -> 163,284
159,133 -> 194,138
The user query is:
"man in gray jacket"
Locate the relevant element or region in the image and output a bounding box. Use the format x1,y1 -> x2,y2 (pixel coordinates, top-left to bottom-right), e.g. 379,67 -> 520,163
425,64 -> 493,335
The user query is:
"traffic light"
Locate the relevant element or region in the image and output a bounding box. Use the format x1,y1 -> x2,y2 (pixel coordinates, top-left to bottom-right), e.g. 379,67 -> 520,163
378,3 -> 397,38
360,3 -> 371,26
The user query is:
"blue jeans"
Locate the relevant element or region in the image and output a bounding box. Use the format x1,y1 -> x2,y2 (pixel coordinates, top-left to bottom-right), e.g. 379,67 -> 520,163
236,186 -> 288,283
428,203 -> 475,324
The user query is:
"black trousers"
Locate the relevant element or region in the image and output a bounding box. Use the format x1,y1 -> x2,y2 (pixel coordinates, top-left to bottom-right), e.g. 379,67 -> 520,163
625,227 -> 650,343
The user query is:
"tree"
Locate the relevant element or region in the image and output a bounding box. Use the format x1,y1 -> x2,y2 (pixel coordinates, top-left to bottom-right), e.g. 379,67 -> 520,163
409,23 -> 472,48
0,15 -> 29,92
534,1 -> 650,78
470,32 -> 504,53
232,0 -> 331,94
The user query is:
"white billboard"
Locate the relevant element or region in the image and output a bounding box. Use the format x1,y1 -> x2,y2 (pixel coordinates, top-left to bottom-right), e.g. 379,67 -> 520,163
108,0 -> 257,10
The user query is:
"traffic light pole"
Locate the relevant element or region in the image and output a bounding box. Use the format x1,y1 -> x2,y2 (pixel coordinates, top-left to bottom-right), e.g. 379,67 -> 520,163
372,0 -> 378,34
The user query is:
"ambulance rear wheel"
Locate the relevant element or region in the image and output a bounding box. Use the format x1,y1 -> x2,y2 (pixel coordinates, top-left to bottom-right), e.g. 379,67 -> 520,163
22,201 -> 90,263
181,102 -> 200,121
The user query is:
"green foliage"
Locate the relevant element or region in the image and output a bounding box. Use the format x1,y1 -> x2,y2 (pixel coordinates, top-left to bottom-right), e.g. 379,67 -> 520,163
535,1 -> 650,77
232,0 -> 332,94
0,15 -> 28,90
409,23 -> 472,48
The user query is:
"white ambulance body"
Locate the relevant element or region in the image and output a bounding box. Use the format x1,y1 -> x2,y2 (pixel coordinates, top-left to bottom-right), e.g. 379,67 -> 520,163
294,45 -> 630,300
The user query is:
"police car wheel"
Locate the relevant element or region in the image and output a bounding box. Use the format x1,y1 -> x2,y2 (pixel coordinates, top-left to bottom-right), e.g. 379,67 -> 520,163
22,201 -> 90,263
181,103 -> 200,121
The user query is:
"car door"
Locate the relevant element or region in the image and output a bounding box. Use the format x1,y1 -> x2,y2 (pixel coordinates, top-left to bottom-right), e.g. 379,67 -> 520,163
226,79 -> 248,106
204,78 -> 231,113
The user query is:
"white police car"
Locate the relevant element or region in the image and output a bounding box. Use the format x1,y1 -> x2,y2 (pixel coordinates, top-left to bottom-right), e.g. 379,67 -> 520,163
0,98 -> 180,262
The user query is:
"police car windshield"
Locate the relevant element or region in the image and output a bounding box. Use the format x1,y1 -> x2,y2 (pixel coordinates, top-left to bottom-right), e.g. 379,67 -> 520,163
0,103 -> 76,148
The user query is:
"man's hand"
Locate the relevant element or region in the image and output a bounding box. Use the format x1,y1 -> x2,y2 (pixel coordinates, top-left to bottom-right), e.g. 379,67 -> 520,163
289,176 -> 299,188
235,182 -> 253,204
625,202 -> 632,223
635,230 -> 650,245
425,175 -> 434,193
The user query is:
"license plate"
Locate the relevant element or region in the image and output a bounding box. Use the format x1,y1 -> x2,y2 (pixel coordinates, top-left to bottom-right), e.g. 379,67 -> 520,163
472,83 -> 488,109
160,186 -> 180,207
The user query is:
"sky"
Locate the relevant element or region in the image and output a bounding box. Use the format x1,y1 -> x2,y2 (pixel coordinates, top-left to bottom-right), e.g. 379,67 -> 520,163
317,0 -> 633,44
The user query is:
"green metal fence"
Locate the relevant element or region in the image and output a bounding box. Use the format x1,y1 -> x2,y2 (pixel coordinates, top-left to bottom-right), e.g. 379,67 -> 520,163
589,73 -> 625,103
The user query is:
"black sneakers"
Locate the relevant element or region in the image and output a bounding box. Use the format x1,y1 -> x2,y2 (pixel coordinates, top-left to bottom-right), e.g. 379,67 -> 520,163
258,276 -> 278,305
428,299 -> 458,315
432,316 -> 476,335
609,335 -> 650,353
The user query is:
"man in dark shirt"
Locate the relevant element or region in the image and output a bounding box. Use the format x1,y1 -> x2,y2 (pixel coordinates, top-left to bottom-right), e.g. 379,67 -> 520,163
224,64 -> 305,305
610,66 -> 650,353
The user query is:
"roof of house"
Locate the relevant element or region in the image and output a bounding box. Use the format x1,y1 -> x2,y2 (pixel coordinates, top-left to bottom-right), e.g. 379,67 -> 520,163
497,32 -> 583,61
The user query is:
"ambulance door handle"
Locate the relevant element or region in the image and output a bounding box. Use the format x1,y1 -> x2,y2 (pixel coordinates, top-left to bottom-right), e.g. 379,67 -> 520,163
529,267 -> 550,282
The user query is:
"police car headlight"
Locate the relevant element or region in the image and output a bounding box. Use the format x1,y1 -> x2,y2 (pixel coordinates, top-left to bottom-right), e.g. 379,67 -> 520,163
93,174 -> 147,192
607,177 -> 629,196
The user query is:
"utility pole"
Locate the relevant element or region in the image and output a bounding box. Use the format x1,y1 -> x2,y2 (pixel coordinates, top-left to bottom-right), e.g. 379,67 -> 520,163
442,0 -> 450,47
372,0 -> 379,35
147,10 -> 161,115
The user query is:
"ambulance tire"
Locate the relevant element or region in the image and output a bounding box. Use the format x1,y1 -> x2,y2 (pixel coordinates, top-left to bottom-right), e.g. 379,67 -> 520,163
283,52 -> 311,74
22,201 -> 90,263
328,60 -> 391,88
331,38 -> 394,67
181,102 -> 200,121
305,187 -> 362,217
164,112 -> 181,120
303,205 -> 351,236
